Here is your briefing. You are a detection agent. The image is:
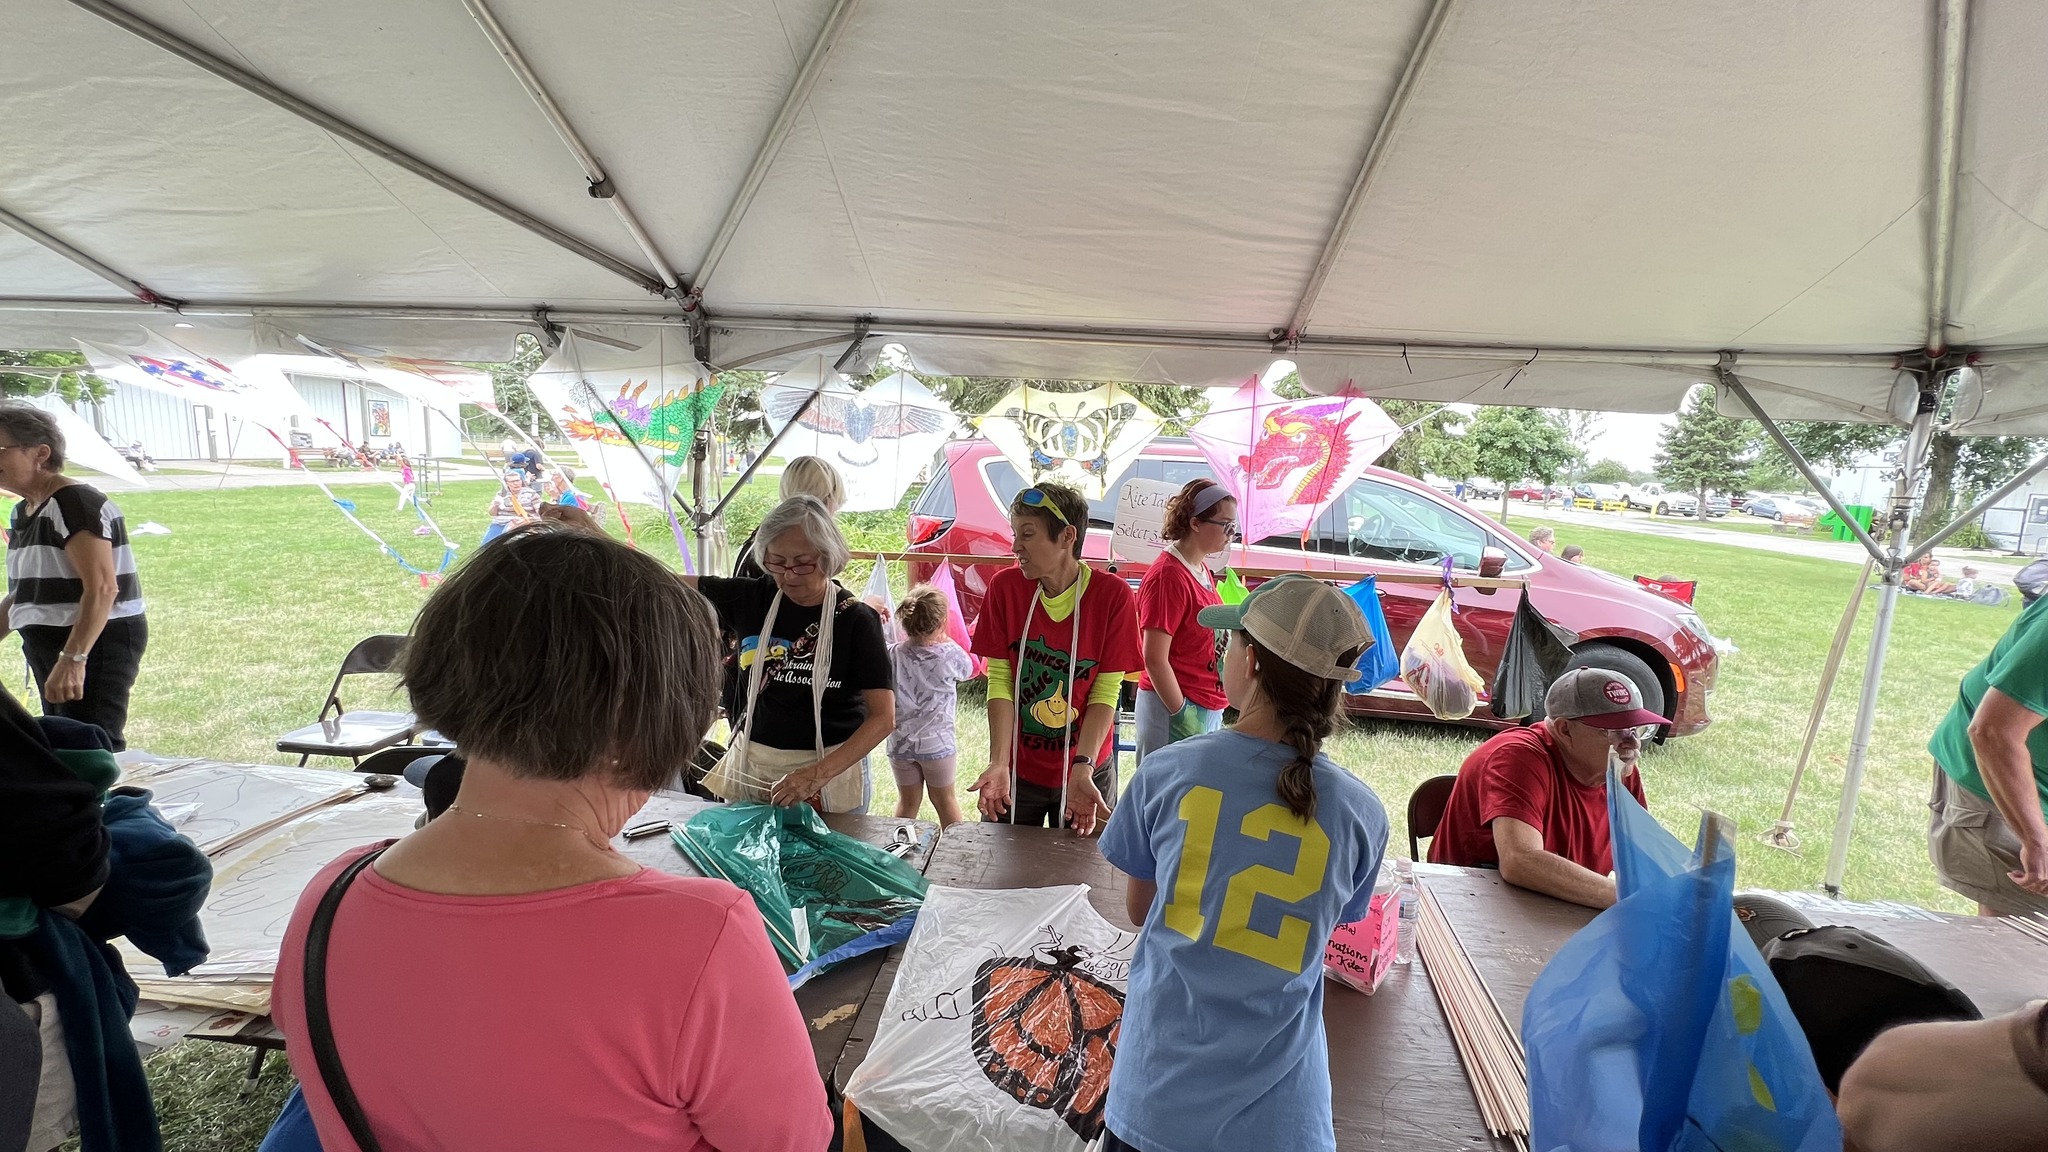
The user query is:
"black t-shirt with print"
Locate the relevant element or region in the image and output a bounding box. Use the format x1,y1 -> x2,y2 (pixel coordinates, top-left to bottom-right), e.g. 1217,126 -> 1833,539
697,575 -> 892,750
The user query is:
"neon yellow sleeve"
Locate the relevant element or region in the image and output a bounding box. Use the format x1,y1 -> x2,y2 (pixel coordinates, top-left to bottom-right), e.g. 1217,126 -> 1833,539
1088,671 -> 1125,709
986,658 -> 1014,702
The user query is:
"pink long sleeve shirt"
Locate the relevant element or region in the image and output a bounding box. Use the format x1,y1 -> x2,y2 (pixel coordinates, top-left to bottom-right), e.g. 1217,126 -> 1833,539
272,843 -> 832,1152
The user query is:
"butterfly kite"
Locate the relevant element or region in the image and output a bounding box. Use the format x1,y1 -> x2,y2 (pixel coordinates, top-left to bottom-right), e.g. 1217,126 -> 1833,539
972,930 -> 1124,1140
845,885 -> 1133,1152
978,383 -> 1161,500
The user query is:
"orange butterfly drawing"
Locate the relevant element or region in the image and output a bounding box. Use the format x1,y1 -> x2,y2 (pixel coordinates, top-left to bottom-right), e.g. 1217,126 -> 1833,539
970,928 -> 1126,1140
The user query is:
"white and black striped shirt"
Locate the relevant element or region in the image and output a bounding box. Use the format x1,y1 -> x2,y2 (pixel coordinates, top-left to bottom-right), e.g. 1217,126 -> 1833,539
7,484 -> 144,629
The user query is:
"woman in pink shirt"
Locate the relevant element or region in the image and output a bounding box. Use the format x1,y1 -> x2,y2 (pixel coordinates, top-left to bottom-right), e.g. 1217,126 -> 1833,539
270,525 -> 832,1151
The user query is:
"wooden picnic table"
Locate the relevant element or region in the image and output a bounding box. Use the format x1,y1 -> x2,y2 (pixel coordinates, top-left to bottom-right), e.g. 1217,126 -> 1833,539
834,824 -> 2048,1152
833,823 -> 1518,1152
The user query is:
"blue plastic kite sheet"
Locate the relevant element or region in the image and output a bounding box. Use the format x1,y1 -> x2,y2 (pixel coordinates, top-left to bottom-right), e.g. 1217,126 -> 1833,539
670,803 -> 927,970
1522,771 -> 1840,1152
1341,577 -> 1400,693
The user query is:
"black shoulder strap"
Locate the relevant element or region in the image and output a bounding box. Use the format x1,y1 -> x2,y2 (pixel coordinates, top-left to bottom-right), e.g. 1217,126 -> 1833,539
304,846 -> 388,1152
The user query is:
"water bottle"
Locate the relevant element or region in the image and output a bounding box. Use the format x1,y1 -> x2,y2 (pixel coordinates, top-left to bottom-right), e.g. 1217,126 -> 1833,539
1394,858 -> 1420,966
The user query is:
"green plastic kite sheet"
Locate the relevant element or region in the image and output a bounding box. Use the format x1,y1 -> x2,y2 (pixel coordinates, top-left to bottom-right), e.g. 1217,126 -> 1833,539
671,803 -> 927,969
1217,567 -> 1251,605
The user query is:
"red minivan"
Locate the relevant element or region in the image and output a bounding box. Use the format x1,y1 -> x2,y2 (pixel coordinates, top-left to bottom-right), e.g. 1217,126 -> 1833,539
906,439 -> 1719,737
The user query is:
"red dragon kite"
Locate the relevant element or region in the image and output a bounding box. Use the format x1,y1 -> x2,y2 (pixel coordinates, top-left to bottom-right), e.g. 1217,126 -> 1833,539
1190,376 -> 1402,545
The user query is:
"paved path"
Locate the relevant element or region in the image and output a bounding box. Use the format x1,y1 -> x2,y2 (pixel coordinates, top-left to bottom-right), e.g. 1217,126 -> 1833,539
1504,501 -> 2034,584
112,460 -> 503,492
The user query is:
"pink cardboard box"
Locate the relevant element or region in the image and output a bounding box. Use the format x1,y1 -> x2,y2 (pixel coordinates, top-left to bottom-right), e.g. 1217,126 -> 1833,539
1323,890 -> 1400,994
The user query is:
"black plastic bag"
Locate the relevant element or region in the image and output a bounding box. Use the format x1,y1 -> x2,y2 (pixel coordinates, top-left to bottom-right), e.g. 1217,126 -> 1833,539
1490,592 -> 1578,720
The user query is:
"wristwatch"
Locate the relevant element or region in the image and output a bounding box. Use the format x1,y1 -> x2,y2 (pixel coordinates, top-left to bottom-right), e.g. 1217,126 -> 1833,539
1070,754 -> 1096,771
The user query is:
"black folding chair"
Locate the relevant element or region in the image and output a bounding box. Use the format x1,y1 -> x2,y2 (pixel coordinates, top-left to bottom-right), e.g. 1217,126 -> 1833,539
275,635 -> 417,766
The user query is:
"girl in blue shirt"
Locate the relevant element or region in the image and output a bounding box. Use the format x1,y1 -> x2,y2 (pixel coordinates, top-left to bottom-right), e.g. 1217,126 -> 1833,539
1099,575 -> 1391,1152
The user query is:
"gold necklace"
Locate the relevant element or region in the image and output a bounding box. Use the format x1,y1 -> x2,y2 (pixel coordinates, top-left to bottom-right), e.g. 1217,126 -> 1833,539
445,805 -> 609,852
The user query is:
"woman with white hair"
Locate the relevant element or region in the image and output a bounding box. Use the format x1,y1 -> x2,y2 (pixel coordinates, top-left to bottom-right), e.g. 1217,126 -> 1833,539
732,455 -> 845,579
0,403 -> 146,748
689,495 -> 894,812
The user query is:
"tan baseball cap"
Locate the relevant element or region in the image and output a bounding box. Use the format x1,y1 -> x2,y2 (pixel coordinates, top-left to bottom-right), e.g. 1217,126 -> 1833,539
1196,574 -> 1371,682
1544,667 -> 1670,729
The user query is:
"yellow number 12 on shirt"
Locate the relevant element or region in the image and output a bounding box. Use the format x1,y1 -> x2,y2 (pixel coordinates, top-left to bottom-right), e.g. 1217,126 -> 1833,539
1160,785 -> 1332,973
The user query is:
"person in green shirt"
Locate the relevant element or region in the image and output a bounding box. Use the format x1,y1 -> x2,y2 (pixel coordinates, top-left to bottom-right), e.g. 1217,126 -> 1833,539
1927,594 -> 2048,916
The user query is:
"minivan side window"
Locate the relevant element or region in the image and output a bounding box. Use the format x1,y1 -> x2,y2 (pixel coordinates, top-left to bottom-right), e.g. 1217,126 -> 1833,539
1332,477 -> 1491,568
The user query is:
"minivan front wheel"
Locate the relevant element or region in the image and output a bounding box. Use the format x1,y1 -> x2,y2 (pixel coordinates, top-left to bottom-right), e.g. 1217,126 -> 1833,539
1549,643 -> 1668,741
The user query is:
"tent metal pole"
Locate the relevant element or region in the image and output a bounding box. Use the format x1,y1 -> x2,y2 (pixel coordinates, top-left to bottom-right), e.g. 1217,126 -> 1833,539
0,205 -> 182,308
1284,0 -> 1456,341
1925,0 -> 1972,357
1766,554 -> 1875,851
1822,387 -> 1940,895
0,293 -> 1912,368
690,0 -> 865,300
1721,370 -> 1890,563
702,384 -> 825,524
63,0 -> 666,297
700,326 -> 864,524
715,333 -> 858,372
1902,447 -> 2048,563
1824,576 -> 1904,896
457,0 -> 687,295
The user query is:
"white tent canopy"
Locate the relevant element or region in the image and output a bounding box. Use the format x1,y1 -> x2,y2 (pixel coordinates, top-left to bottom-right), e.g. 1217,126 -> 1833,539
5,0 -> 2045,896
4,0 -> 2046,429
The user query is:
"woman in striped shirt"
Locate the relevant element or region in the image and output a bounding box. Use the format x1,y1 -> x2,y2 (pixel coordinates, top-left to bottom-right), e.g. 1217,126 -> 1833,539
0,404 -> 146,749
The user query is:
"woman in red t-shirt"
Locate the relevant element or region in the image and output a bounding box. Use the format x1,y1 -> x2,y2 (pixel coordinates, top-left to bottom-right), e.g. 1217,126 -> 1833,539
968,481 -> 1143,832
1134,478 -> 1236,762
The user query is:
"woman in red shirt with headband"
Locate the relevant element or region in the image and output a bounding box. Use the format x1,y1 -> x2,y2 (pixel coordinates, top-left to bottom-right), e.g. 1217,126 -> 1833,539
968,481 -> 1143,832
1134,478 -> 1237,762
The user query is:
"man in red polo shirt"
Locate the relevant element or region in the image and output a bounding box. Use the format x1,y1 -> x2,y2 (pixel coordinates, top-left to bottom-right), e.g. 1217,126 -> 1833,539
1427,668 -> 1666,908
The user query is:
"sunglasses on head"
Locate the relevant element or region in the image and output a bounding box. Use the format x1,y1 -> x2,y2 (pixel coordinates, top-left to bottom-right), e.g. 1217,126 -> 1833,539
1018,487 -> 1071,528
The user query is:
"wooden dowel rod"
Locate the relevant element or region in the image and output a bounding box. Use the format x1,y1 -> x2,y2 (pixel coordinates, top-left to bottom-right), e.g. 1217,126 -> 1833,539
845,549 -> 1528,589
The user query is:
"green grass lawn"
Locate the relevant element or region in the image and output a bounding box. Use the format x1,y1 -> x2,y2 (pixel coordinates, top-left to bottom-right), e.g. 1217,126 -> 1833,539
59,476 -> 2021,1151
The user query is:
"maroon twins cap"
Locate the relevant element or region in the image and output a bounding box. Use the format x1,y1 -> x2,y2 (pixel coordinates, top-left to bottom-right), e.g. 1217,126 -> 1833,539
1545,668 -> 1670,730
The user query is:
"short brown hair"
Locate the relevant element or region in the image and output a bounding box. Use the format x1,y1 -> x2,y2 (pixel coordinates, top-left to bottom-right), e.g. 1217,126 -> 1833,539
896,585 -> 948,638
397,524 -> 721,791
1009,481 -> 1088,558
1162,478 -> 1224,542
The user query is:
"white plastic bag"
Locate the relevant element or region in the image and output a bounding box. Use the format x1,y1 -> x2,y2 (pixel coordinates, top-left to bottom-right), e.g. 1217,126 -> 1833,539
844,885 -> 1135,1152
862,559 -> 903,646
1399,589 -> 1487,720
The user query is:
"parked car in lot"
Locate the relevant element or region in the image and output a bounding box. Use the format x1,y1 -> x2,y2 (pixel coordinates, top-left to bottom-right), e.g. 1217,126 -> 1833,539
1573,482 -> 1630,511
1507,482 -> 1560,502
1744,496 -> 1781,520
907,439 -> 1719,737
1743,495 -> 1816,526
1621,482 -> 1664,512
1653,491 -> 1730,517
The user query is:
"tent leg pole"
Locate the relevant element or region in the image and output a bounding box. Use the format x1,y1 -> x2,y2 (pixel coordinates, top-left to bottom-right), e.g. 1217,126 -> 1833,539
690,429 -> 712,573
1821,378 -> 1940,895
1823,577 -> 1902,896
1769,554 -> 1875,850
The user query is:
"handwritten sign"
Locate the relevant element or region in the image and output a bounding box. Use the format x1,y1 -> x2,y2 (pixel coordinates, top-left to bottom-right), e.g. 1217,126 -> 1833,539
1111,477 -> 1183,564
1323,891 -> 1400,995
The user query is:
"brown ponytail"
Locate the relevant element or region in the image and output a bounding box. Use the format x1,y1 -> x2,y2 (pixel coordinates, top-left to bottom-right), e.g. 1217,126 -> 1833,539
1243,633 -> 1366,821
